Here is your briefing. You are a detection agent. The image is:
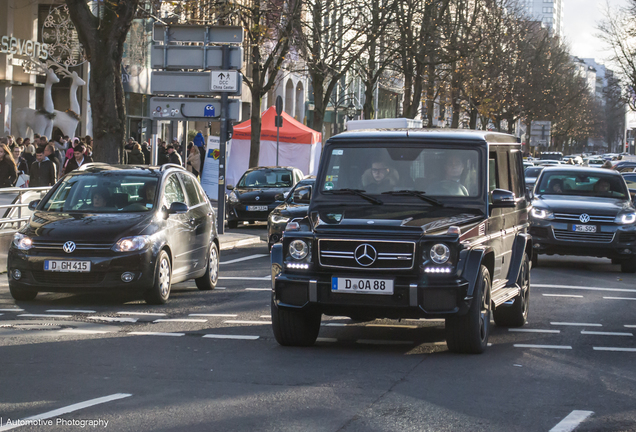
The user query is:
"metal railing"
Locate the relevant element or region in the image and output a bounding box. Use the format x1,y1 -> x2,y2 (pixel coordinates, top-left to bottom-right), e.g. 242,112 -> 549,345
0,186 -> 52,230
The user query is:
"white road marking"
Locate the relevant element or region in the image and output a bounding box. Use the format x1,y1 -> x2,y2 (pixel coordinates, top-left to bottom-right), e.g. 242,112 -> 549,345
202,334 -> 260,340
153,318 -> 208,323
224,320 -> 271,325
581,330 -> 633,337
625,325 -> 636,328
117,312 -> 167,316
325,316 -> 350,320
58,329 -> 113,335
220,254 -> 268,265
46,309 -> 95,314
128,332 -> 185,337
17,314 -> 71,318
514,344 -> 572,349
356,339 -> 414,345
508,328 -> 560,333
215,287 -> 227,290
603,296 -> 636,301
260,315 -> 272,318
542,294 -> 583,298
551,322 -> 602,327
0,393 -> 132,432
366,324 -> 418,329
535,284 -> 636,293
87,316 -> 138,323
593,347 -> 636,352
219,276 -> 270,281
323,323 -> 348,327
0,308 -> 24,312
549,410 -> 594,432
245,288 -> 270,291
316,337 -> 338,342
189,313 -> 237,317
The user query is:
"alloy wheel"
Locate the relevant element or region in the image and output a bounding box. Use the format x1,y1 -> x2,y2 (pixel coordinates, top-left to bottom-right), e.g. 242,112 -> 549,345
159,257 -> 170,297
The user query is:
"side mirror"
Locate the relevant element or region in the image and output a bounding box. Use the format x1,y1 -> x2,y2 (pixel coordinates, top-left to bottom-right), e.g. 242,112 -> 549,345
28,200 -> 40,211
226,184 -> 234,191
167,202 -> 189,215
293,186 -> 312,204
525,186 -> 534,201
274,193 -> 284,201
490,189 -> 516,208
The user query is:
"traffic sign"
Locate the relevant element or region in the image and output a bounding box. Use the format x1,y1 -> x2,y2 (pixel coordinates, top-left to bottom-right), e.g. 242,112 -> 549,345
275,95 -> 283,115
151,46 -> 243,70
150,97 -> 241,121
151,71 -> 242,96
153,25 -> 244,43
211,71 -> 239,92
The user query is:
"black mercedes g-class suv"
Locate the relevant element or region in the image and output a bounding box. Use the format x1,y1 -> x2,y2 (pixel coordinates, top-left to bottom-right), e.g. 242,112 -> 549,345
270,129 -> 532,353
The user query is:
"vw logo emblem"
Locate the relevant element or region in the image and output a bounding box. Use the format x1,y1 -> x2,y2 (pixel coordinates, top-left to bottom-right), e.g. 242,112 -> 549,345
255,196 -> 260,201
579,214 -> 591,223
63,241 -> 76,254
355,244 -> 377,267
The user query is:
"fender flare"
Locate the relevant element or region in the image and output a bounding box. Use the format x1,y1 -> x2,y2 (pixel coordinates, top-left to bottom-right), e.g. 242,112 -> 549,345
462,247 -> 494,298
505,233 -> 531,287
271,243 -> 284,289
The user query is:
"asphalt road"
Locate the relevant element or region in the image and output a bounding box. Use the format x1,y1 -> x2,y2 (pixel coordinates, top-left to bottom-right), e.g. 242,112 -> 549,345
0,232 -> 635,432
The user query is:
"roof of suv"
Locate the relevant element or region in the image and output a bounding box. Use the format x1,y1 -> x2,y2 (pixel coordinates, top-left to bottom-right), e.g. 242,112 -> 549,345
328,128 -> 518,144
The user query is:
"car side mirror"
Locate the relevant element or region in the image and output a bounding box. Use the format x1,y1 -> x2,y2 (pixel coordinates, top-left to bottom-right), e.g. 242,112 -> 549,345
490,189 -> 516,208
28,200 -> 40,211
167,202 -> 189,215
525,186 -> 534,201
226,184 -> 234,191
293,186 -> 312,204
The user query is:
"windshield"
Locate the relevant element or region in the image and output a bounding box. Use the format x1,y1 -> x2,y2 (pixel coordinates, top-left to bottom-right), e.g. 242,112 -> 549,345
540,153 -> 562,160
40,174 -> 159,213
320,146 -> 480,197
537,171 -> 627,199
525,167 -> 544,177
238,169 -> 293,188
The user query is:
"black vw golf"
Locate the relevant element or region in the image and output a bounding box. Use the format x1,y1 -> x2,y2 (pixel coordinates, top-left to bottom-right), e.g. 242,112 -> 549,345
7,164 -> 220,304
530,166 -> 636,272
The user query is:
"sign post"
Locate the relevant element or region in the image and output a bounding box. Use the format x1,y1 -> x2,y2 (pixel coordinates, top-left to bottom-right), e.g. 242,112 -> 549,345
217,45 -> 231,234
275,96 -> 283,166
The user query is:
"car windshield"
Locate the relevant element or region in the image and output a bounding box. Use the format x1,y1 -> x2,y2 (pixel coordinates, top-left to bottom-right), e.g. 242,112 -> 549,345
238,169 -> 293,188
320,146 -> 480,197
40,174 -> 159,213
537,172 -> 627,199
525,167 -> 544,176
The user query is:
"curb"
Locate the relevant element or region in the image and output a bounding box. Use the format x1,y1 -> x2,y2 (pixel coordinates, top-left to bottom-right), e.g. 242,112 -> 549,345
219,236 -> 264,251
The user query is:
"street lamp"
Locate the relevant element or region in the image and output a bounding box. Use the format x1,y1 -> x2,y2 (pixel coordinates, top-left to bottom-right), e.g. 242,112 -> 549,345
346,101 -> 357,121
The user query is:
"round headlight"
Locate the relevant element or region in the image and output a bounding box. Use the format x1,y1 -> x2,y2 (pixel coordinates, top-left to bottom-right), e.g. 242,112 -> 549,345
289,240 -> 309,260
430,243 -> 450,264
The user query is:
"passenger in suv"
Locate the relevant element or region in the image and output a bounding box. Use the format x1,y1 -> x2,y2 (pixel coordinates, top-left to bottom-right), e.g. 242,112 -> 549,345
271,130 -> 532,353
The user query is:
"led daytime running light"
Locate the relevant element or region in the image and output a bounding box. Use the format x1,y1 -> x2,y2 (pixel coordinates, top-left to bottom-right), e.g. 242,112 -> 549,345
424,267 -> 452,274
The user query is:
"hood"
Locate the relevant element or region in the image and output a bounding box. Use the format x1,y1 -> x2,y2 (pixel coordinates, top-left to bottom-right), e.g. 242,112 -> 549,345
25,211 -> 154,242
235,187 -> 289,204
276,202 -> 310,218
533,195 -> 633,215
311,205 -> 484,235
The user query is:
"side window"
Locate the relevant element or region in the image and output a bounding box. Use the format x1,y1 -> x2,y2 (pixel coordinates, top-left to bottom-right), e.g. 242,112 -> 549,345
497,149 -> 510,192
508,150 -> 523,198
489,152 -> 498,192
163,175 -> 186,208
180,174 -> 202,206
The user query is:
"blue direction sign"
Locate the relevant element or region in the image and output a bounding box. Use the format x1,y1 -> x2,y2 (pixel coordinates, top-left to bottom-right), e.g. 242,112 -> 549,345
204,104 -> 216,117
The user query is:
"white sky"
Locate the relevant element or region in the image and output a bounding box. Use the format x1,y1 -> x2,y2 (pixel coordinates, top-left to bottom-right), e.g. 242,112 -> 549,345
562,0 -> 630,63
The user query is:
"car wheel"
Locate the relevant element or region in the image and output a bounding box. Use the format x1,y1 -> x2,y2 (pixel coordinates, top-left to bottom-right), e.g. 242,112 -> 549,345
445,265 -> 491,354
493,253 -> 530,327
227,220 -> 238,229
195,242 -> 219,291
9,284 -> 37,301
271,298 -> 321,346
531,253 -> 538,268
621,257 -> 636,273
145,250 -> 171,305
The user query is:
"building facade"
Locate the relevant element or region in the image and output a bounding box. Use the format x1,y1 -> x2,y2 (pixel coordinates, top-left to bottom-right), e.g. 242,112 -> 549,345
523,0 -> 564,39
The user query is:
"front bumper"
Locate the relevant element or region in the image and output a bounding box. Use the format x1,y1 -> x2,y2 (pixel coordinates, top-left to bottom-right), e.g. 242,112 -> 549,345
273,272 -> 471,319
7,247 -> 156,293
530,221 -> 636,259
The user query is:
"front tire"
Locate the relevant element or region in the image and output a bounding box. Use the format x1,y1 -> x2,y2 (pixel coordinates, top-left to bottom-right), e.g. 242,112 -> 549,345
195,242 -> 219,290
145,250 -> 171,305
445,265 -> 491,354
494,253 -> 530,327
271,298 -> 321,346
9,284 -> 38,301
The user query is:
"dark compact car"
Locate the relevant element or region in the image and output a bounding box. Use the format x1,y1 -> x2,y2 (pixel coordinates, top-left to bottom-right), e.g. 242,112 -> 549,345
7,164 -> 220,304
524,165 -> 545,189
530,167 -> 636,272
271,130 -> 532,353
226,166 -> 305,228
267,177 -> 316,249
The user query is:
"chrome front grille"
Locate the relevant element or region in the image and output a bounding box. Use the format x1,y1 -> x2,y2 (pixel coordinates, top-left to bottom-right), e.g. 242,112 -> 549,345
318,239 -> 416,270
31,240 -> 113,251
553,229 -> 615,243
553,213 -> 615,223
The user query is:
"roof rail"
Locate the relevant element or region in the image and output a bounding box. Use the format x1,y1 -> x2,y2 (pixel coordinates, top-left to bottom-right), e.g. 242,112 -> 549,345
160,163 -> 185,171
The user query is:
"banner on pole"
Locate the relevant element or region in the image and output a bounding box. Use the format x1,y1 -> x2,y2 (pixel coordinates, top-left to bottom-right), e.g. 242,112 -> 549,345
201,136 -> 221,201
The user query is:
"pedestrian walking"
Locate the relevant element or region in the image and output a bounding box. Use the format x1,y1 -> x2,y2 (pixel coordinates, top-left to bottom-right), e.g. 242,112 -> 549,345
167,144 -> 183,166
186,143 -> 201,177
64,144 -> 93,175
13,146 -> 29,175
0,143 -> 18,188
128,143 -> 145,164
29,147 -> 57,187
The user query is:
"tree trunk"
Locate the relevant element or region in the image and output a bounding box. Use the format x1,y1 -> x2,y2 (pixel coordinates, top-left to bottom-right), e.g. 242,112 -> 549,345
312,73 -> 326,142
249,93 -> 262,168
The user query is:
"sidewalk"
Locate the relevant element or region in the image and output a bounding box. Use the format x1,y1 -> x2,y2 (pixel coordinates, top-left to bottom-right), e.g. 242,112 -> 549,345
218,232 -> 264,251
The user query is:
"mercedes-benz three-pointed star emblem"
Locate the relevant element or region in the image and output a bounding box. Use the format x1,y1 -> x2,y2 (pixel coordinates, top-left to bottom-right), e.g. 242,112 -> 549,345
579,213 -> 590,223
255,196 -> 260,200
355,244 -> 377,266
63,241 -> 76,253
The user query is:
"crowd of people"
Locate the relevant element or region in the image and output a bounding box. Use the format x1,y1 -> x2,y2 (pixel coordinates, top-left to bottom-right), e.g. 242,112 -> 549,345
0,130 -> 207,188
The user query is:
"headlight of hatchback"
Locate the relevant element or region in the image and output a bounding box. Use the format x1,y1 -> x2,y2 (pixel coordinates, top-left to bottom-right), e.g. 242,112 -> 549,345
271,215 -> 290,224
616,212 -> 636,224
531,208 -> 554,220
112,236 -> 150,252
13,233 -> 33,251
430,243 -> 450,264
289,239 -> 309,260
228,191 -> 239,203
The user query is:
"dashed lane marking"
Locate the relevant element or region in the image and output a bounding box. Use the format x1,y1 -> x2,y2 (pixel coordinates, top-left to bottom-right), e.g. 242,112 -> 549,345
260,315 -> 272,319
625,325 -> 636,328
0,393 -> 132,432
46,309 -> 95,314
551,322 -> 602,327
117,312 -> 167,316
366,324 -> 418,329
87,316 -> 138,323
603,296 -> 636,301
220,254 -> 269,265
323,323 -> 348,327
17,314 -> 72,318
58,329 -> 114,335
514,344 -> 572,349
245,288 -> 270,291
534,284 -> 636,293
219,276 -> 270,281
508,328 -> 560,333
128,332 -> 185,337
153,318 -> 208,323
0,309 -> 24,312
224,320 -> 271,325
593,347 -> 636,352
549,410 -> 594,432
189,313 -> 237,317
542,294 -> 583,298
581,330 -> 633,337
202,334 -> 260,340
215,287 -> 227,290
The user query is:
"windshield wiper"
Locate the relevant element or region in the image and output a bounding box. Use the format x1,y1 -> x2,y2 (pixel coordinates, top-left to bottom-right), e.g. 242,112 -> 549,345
382,190 -> 445,207
325,188 -> 384,205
